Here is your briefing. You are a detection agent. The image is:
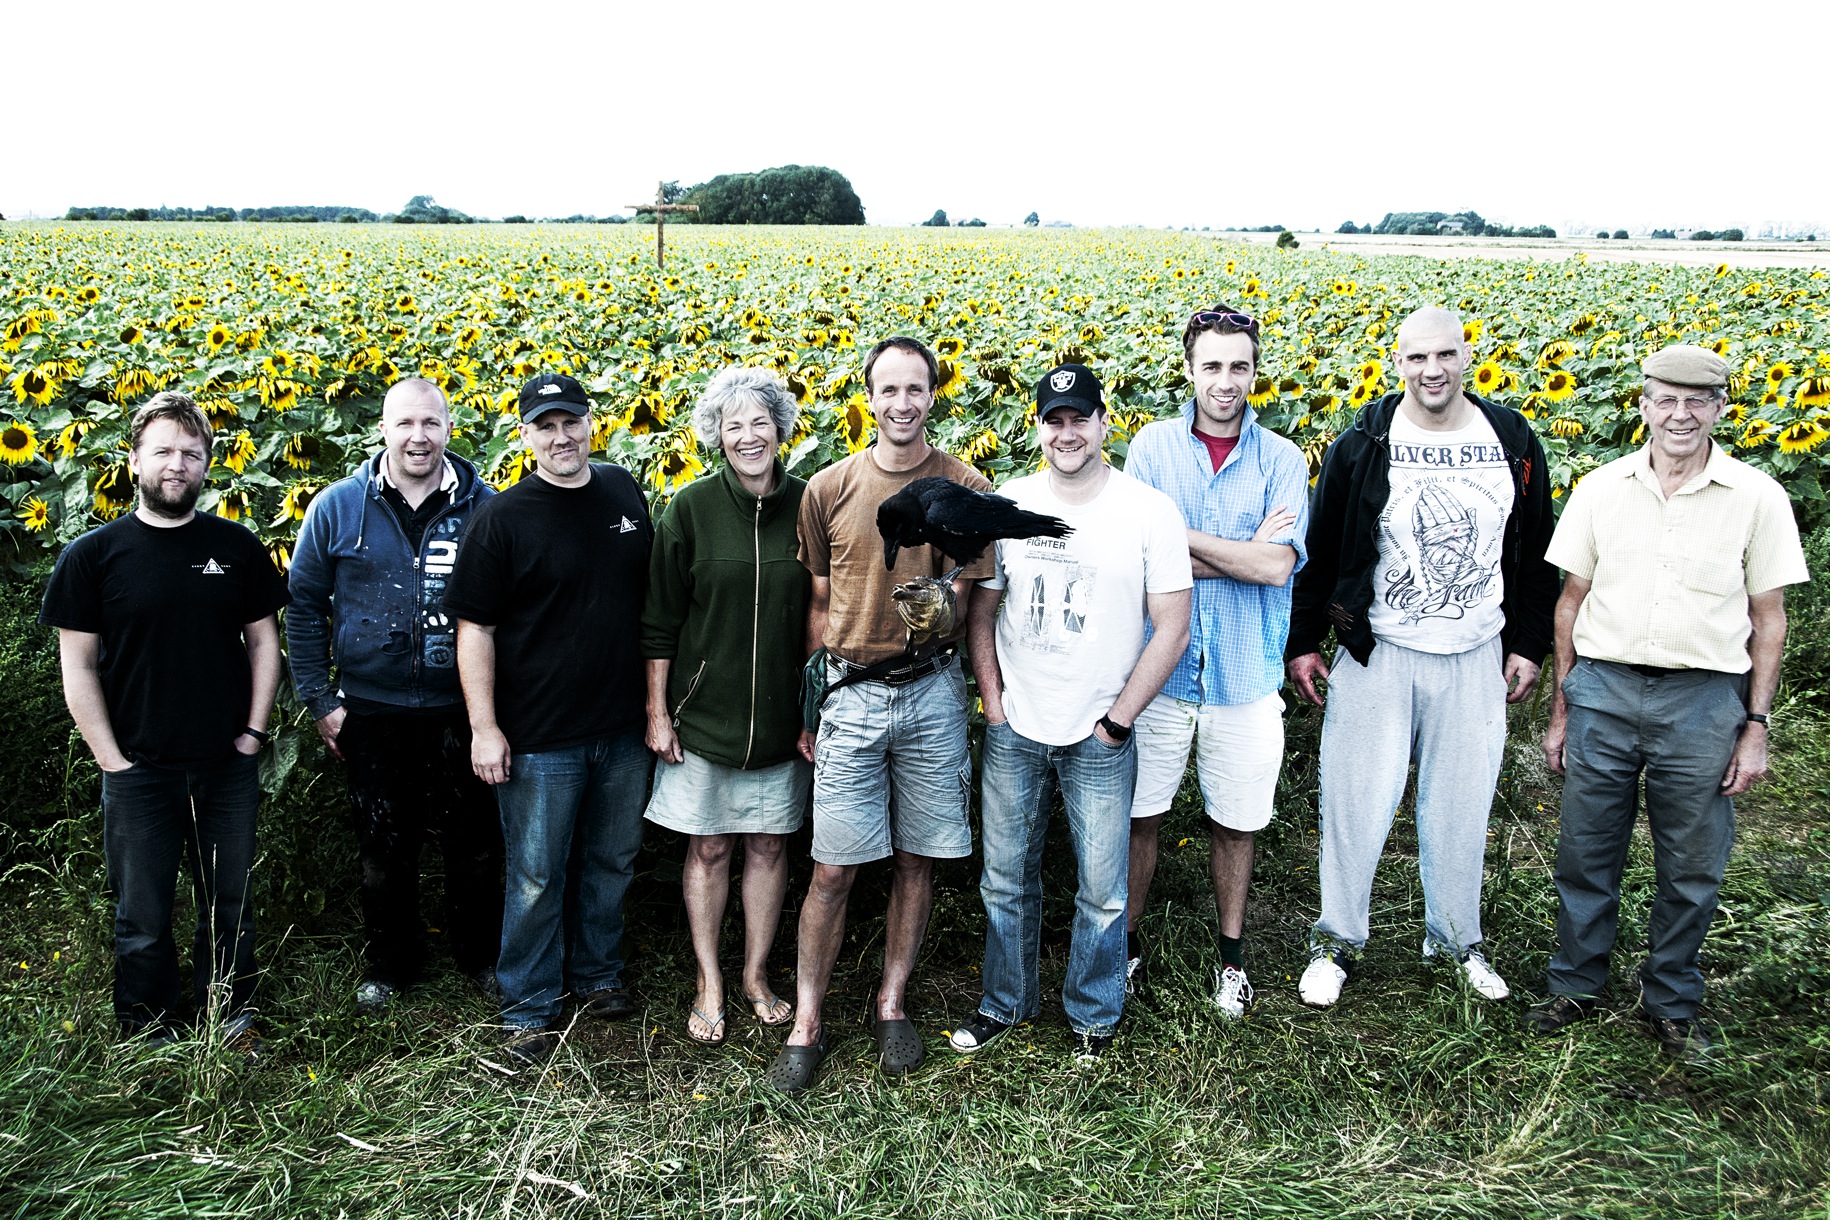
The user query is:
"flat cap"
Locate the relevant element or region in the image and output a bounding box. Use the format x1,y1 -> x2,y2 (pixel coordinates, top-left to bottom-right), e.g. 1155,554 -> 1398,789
1643,344 -> 1729,389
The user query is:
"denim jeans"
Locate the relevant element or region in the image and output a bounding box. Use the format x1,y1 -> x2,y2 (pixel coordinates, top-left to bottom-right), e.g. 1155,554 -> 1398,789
99,751 -> 261,1031
341,707 -> 505,988
494,729 -> 651,1029
976,720 -> 1133,1037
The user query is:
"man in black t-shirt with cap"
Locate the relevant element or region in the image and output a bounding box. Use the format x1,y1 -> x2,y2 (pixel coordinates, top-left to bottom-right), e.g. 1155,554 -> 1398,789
40,392 -> 289,1047
444,372 -> 655,1065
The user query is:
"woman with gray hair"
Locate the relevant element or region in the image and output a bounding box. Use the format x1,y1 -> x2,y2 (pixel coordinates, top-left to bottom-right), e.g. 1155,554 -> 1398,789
641,365 -> 812,1045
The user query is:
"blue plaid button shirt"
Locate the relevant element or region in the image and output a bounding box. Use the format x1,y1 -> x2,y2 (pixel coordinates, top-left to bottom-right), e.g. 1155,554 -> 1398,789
1124,403 -> 1310,706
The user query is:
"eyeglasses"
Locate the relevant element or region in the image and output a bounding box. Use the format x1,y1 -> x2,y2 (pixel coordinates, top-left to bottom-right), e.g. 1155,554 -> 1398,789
1188,309 -> 1258,332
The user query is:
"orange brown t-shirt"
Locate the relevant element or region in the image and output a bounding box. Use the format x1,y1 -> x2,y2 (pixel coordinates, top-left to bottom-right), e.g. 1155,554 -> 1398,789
798,447 -> 995,665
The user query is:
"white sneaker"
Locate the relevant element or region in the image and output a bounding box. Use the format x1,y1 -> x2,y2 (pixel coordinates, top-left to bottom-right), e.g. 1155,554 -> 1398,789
1423,940 -> 1510,1000
1457,950 -> 1510,1000
1211,965 -> 1254,1020
1298,951 -> 1347,1008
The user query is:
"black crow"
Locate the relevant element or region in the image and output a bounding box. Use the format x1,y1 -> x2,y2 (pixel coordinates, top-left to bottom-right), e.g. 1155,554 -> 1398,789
877,476 -> 1073,573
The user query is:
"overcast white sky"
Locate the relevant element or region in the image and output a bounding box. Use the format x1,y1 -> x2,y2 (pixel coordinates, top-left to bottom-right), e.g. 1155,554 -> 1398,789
7,0 -> 1826,233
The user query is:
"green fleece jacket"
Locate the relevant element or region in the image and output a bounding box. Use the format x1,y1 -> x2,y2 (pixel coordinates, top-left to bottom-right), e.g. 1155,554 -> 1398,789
640,460 -> 811,770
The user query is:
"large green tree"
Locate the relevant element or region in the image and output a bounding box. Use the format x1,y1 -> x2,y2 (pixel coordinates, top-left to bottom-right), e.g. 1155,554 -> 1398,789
683,166 -> 865,225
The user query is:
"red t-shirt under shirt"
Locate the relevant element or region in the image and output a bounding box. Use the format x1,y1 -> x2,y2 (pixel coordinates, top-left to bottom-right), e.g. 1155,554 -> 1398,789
1193,428 -> 1240,472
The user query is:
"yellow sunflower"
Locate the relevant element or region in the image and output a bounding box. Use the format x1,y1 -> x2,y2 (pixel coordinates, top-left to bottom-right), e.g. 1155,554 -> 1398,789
935,336 -> 967,359
17,496 -> 50,532
1470,361 -> 1504,396
1538,340 -> 1576,368
1797,376 -> 1830,408
119,324 -> 144,346
934,358 -> 963,398
647,445 -> 704,494
0,421 -> 38,464
1354,360 -> 1382,384
283,434 -> 320,470
1777,420 -> 1828,455
9,366 -> 57,407
272,481 -> 321,526
221,430 -> 257,473
1248,377 -> 1276,408
1542,370 -> 1578,403
1463,319 -> 1484,344
205,323 -> 232,353
215,489 -> 252,522
1550,417 -> 1585,438
1767,362 -> 1795,388
1709,337 -> 1732,356
838,393 -> 874,453
57,419 -> 93,457
1740,419 -> 1776,448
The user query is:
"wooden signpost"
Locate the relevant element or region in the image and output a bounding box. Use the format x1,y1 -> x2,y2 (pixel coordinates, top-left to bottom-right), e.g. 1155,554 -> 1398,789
628,181 -> 699,269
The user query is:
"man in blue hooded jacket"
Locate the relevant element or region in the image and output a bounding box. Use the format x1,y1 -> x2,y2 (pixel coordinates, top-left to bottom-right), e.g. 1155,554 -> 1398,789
288,377 -> 505,1011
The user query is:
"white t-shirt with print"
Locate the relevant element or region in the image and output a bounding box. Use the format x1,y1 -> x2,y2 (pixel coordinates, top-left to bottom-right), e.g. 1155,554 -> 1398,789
984,467 -> 1193,746
1366,406 -> 1514,654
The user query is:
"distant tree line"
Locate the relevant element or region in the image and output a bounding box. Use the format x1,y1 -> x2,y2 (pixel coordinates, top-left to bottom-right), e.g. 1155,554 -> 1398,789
58,197 -> 480,224
1335,211 -> 1557,239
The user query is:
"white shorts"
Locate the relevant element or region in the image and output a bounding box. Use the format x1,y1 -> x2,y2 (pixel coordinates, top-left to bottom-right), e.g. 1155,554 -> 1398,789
1130,690 -> 1285,832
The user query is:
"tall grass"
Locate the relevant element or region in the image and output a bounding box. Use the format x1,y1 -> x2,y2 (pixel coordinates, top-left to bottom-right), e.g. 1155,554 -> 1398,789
2,570 -> 1827,1217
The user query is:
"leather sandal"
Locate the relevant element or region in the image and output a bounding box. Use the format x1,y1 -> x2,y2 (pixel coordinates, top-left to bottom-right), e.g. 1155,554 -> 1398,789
764,1036 -> 827,1095
873,1016 -> 925,1076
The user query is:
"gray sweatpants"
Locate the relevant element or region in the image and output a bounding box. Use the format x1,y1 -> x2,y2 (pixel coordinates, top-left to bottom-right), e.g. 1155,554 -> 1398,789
1312,636 -> 1507,956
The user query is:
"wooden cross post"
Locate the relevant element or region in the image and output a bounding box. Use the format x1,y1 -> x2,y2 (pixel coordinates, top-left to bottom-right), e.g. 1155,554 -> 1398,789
627,181 -> 699,270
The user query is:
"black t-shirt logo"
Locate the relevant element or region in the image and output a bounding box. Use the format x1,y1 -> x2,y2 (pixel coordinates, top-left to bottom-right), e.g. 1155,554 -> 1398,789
195,559 -> 229,575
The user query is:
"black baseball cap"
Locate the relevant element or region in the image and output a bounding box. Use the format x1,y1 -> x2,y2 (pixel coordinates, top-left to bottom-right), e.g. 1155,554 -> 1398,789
1035,364 -> 1105,418
517,372 -> 590,420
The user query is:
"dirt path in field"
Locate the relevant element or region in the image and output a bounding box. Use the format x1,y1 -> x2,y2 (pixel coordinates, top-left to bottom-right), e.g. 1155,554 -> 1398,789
1212,231 -> 1830,270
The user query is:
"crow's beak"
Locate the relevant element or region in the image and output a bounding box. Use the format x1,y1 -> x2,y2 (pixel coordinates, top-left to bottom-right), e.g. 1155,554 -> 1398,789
884,539 -> 900,569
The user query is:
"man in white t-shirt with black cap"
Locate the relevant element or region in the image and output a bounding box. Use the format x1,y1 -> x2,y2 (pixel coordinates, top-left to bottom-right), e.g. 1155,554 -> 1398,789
951,364 -> 1192,1063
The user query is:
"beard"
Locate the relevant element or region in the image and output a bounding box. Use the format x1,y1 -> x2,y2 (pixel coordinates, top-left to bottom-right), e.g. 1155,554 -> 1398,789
139,471 -> 202,518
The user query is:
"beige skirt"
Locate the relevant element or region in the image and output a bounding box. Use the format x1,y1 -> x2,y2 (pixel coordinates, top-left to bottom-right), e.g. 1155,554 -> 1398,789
643,747 -> 810,837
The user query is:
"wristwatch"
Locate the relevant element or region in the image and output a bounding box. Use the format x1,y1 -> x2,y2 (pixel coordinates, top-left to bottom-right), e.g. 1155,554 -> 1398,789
1745,712 -> 1769,725
242,726 -> 272,746
1097,715 -> 1132,742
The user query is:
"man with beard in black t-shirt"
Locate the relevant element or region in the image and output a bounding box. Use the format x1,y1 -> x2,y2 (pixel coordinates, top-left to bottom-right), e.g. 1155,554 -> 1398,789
40,392 -> 288,1048
444,373 -> 655,1065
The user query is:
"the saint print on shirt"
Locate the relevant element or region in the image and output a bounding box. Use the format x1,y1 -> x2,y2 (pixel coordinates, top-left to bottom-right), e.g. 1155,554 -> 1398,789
1376,434 -> 1511,628
1015,538 -> 1098,654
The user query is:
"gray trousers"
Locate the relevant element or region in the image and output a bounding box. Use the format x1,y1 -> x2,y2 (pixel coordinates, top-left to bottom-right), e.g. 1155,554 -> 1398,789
1548,658 -> 1745,1019
1313,636 -> 1507,956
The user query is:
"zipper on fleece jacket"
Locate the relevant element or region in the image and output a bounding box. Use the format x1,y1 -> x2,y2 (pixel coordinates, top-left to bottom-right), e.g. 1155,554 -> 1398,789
742,494 -> 762,769
671,660 -> 707,723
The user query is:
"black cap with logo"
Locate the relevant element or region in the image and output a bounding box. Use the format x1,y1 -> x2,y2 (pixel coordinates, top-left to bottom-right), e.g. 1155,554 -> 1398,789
517,372 -> 591,420
1034,364 -> 1105,417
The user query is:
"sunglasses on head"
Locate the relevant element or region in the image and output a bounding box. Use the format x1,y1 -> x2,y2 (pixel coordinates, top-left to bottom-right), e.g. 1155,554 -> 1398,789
1188,309 -> 1258,331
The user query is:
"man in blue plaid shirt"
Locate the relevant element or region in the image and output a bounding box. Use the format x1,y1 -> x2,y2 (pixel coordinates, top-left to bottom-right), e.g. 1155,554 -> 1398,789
1122,307 -> 1310,1019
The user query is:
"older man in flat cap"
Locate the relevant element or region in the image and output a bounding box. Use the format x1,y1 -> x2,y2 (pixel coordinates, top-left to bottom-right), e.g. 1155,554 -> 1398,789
1527,344 -> 1808,1059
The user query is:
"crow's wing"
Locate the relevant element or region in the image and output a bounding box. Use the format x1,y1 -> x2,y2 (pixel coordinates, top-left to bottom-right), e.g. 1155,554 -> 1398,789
922,484 -> 1074,545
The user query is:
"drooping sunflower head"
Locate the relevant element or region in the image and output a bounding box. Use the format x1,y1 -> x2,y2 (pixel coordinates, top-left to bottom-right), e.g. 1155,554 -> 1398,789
934,358 -> 963,399
283,433 -> 321,470
119,323 -> 146,346
1777,419 -> 1828,455
0,420 -> 39,464
1797,376 -> 1830,408
1248,377 -> 1276,408
221,430 -> 258,473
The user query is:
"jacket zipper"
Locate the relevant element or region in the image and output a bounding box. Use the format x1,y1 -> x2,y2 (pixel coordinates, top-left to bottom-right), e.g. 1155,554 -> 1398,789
671,659 -> 707,723
741,494 -> 762,769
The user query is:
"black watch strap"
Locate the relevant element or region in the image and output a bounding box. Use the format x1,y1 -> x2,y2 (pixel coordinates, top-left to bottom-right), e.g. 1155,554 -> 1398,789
243,726 -> 272,746
1097,715 -> 1132,742
1745,712 -> 1769,725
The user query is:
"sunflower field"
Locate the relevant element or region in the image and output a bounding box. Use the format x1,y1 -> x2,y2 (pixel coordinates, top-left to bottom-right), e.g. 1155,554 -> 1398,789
3,222 -> 1829,568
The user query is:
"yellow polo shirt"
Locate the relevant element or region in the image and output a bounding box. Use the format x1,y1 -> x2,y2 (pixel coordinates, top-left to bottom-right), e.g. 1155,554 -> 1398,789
1546,443 -> 1807,674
